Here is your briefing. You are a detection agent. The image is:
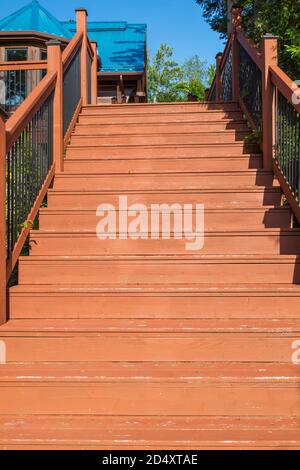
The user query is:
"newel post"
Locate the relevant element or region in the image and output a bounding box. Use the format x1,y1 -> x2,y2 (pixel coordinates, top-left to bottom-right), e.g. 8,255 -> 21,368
91,42 -> 98,105
76,8 -> 89,105
0,111 -> 6,324
216,53 -> 223,101
231,6 -> 242,102
46,40 -> 64,172
262,34 -> 278,170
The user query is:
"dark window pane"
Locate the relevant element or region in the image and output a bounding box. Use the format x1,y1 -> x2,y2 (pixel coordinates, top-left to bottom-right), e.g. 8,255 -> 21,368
5,49 -> 28,61
40,49 -> 47,60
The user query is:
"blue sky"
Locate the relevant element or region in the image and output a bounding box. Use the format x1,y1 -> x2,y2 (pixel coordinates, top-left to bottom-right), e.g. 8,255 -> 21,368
1,0 -> 224,66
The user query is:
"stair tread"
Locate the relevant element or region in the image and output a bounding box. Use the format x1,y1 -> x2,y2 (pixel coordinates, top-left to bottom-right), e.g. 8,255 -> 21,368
9,283 -> 300,293
0,415 -> 299,449
18,254 -> 300,261
0,362 -> 299,383
1,318 -> 300,333
32,228 -> 299,235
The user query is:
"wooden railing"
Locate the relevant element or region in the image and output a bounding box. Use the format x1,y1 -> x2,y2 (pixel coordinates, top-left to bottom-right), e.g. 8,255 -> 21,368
207,6 -> 300,224
0,8 -> 98,324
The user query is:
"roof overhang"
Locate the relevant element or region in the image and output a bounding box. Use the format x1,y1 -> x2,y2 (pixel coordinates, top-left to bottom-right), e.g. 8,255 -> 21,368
0,31 -> 70,45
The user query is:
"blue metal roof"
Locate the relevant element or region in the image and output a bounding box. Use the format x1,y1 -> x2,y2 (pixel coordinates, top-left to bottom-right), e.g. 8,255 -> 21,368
0,1 -> 72,39
62,21 -> 147,73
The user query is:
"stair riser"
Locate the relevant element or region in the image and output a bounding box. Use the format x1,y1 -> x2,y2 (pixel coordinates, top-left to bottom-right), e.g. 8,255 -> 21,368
0,384 -> 298,416
74,122 -> 248,135
47,191 -> 282,210
64,156 -> 263,173
78,112 -> 245,125
29,234 -> 300,256
66,144 -> 258,158
81,103 -> 240,114
39,209 -> 292,231
53,173 -> 274,191
9,294 -> 300,319
70,133 -> 250,146
18,261 -> 300,284
0,335 -> 298,363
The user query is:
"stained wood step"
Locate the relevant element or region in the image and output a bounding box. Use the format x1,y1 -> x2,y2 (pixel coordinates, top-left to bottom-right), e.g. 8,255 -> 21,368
66,143 -> 258,158
0,382 -> 299,416
53,171 -> 275,191
47,188 -> 283,209
29,229 -> 300,256
78,111 -> 245,125
9,284 -> 300,319
70,131 -> 250,146
18,255 -> 300,285
39,207 -> 292,231
81,102 -> 240,114
1,319 -> 299,335
74,121 -> 249,135
0,416 -> 299,450
0,361 -> 299,387
64,155 -> 263,173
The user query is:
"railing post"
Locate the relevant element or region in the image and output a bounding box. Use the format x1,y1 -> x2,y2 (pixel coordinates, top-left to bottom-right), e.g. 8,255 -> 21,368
262,34 -> 278,170
0,110 -> 6,324
216,53 -> 223,101
91,42 -> 98,105
231,6 -> 242,102
46,40 -> 64,172
76,8 -> 88,105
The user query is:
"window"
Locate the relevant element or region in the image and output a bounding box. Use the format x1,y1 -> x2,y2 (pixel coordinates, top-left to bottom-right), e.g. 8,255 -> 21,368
40,49 -> 47,60
40,50 -> 47,79
5,48 -> 28,62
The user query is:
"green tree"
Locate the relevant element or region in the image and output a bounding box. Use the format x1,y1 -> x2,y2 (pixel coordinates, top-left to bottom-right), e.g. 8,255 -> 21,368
147,44 -> 185,102
148,46 -> 213,102
195,0 -> 300,78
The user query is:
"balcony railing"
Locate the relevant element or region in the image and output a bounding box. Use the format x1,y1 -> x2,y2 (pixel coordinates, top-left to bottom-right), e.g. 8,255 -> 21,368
207,6 -> 300,226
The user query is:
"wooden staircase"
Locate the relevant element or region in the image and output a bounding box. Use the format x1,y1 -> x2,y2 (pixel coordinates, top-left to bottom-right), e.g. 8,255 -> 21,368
1,101 -> 300,449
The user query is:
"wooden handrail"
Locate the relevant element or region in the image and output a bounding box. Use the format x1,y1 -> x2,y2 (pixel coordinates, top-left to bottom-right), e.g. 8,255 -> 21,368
0,60 -> 47,71
87,37 -> 95,60
270,64 -> 300,113
236,29 -> 263,70
62,31 -> 83,72
219,34 -> 234,73
206,76 -> 216,101
5,71 -> 57,151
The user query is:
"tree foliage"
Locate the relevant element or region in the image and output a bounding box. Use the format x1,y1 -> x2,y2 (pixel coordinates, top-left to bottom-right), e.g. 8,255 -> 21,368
147,44 -> 214,102
195,0 -> 300,78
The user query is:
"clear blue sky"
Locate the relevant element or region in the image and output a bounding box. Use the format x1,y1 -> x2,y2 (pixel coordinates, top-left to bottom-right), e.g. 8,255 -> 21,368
1,0 -> 224,66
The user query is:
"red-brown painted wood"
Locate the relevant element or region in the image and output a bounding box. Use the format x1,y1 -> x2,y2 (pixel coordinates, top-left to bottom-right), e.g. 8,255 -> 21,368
1,101 -> 300,449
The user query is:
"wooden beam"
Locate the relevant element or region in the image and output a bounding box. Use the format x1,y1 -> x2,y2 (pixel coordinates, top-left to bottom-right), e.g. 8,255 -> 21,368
90,42 -> 98,104
76,9 -> 89,105
0,60 -> 47,71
